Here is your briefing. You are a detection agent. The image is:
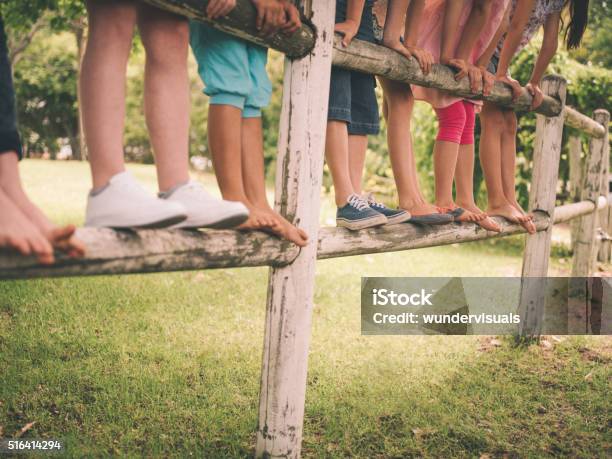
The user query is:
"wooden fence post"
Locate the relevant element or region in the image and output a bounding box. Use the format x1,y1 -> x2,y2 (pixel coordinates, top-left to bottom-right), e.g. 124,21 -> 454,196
597,112 -> 611,263
256,1 -> 335,457
569,135 -> 583,249
518,75 -> 567,338
572,109 -> 611,276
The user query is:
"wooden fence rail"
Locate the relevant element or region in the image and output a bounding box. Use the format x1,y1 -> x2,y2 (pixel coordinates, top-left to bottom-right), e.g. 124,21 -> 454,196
1,2 -> 610,458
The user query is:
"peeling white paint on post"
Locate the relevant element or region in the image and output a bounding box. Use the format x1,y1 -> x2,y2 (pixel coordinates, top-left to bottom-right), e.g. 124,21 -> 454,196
572,109 -> 611,277
256,1 -> 335,457
518,76 -> 567,338
597,114 -> 611,263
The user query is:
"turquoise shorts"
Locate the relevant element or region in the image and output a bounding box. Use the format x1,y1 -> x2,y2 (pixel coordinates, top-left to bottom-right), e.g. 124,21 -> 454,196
189,22 -> 272,118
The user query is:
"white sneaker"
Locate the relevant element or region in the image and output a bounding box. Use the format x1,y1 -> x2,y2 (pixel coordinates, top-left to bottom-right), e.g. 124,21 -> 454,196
85,171 -> 187,229
161,181 -> 249,229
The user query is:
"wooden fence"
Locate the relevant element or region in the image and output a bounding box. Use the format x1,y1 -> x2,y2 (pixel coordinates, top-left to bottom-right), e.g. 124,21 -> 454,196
0,1 -> 610,457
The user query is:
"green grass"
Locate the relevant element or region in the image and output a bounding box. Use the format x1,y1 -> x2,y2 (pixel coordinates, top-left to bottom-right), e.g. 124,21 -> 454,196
1,160 -> 610,457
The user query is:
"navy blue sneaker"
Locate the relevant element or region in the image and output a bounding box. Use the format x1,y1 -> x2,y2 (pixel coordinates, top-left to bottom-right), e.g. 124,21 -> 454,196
362,193 -> 411,225
337,194 -> 388,230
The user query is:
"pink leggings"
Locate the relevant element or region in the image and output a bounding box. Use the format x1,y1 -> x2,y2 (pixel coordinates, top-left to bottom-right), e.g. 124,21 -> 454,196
434,100 -> 475,145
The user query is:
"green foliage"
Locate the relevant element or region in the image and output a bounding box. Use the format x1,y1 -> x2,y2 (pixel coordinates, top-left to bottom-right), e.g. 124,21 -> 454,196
0,0 -> 85,32
13,32 -> 78,157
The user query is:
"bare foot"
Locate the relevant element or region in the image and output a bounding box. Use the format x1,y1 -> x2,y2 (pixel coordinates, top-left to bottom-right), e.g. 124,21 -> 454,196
48,225 -> 86,258
238,207 -> 281,231
257,207 -> 309,247
1,183 -> 85,258
0,190 -> 54,264
488,202 -> 536,234
456,202 -> 502,232
400,201 -> 442,216
438,203 -> 486,223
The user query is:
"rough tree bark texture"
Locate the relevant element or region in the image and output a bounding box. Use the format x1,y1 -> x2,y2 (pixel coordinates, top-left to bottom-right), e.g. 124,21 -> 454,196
0,228 -> 299,280
142,0 -> 315,58
1,198 -> 605,280
332,36 -> 563,117
572,110 -> 611,277
565,106 -> 607,139
255,1 -> 334,457
518,75 -> 567,338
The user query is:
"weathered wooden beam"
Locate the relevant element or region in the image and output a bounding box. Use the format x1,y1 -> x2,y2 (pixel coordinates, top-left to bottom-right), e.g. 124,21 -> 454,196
2,198 -> 607,280
255,1 -> 335,457
142,0 -> 316,58
572,109 -> 611,276
331,35 -> 563,117
518,75 -> 567,338
0,227 -> 299,280
565,106 -> 607,139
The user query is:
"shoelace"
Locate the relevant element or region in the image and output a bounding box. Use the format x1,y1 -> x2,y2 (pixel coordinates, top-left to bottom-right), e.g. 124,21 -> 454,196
347,194 -> 370,212
363,192 -> 385,209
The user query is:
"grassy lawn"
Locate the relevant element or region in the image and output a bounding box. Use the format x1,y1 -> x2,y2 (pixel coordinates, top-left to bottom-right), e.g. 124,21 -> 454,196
1,160 -> 610,457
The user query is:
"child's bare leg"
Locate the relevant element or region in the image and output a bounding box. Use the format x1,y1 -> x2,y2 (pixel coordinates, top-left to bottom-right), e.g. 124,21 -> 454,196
380,78 -> 438,215
81,0 -> 137,189
0,184 -> 54,264
500,109 -> 535,233
480,105 -> 534,233
138,4 -> 190,192
240,117 -> 307,245
500,110 -> 528,215
326,120 -> 355,206
0,153 -> 85,256
455,143 -> 500,231
208,105 -> 275,230
348,134 -> 368,195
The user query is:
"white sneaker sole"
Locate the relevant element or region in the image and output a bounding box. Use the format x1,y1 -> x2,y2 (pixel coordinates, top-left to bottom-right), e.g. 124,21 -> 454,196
337,214 -> 388,231
86,214 -> 187,229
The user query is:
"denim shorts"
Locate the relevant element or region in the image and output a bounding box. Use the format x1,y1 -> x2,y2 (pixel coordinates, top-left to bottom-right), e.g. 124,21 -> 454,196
487,53 -> 500,75
328,67 -> 379,135
0,17 -> 22,159
329,0 -> 379,135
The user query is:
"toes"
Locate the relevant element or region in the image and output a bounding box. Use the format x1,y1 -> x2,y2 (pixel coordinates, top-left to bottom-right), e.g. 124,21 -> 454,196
7,235 -> 31,256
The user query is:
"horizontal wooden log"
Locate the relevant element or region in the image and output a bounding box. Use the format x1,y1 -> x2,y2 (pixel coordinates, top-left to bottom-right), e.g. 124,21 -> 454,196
0,227 -> 300,280
318,198 -> 608,260
564,106 -> 607,139
1,199 -> 606,280
142,0 -> 315,58
331,35 -> 563,117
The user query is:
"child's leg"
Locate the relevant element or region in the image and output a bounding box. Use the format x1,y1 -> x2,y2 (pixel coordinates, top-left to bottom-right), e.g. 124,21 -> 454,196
379,77 -> 440,216
240,116 -> 308,245
326,120 -> 354,206
80,0 -> 137,189
479,103 -> 534,232
348,135 -> 368,195
137,4 -> 190,192
433,101 -> 481,222
454,102 -> 500,231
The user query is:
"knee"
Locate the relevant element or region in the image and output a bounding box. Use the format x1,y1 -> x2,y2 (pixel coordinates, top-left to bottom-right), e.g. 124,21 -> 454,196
481,107 -> 506,131
503,111 -> 518,133
87,4 -> 136,48
142,19 -> 189,65
385,92 -> 414,119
